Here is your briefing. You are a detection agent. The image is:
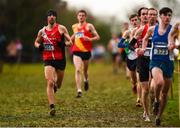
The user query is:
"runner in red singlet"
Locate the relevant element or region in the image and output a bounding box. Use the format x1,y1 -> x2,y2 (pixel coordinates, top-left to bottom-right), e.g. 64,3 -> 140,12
34,9 -> 72,116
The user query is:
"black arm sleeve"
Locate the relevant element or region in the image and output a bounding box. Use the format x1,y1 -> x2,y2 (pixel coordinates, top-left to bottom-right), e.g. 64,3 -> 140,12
128,38 -> 137,51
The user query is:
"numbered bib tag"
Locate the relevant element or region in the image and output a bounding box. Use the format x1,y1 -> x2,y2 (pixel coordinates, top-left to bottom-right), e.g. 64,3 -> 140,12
44,43 -> 54,51
154,47 -> 168,55
75,32 -> 84,38
144,48 -> 151,57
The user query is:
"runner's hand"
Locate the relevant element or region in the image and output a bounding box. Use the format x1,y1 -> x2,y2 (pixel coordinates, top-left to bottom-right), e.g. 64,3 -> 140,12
38,43 -> 44,51
83,36 -> 91,41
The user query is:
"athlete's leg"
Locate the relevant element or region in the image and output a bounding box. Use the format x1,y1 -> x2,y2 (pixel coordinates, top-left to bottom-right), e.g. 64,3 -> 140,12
130,70 -> 137,94
136,72 -> 142,107
151,67 -> 164,120
152,67 -> 164,103
45,66 -> 56,105
126,66 -> 130,79
55,69 -> 64,89
157,78 -> 171,119
73,55 -> 83,93
112,54 -> 117,73
83,59 -> 90,91
149,78 -> 155,108
115,54 -> 121,73
141,81 -> 150,121
83,60 -> 89,81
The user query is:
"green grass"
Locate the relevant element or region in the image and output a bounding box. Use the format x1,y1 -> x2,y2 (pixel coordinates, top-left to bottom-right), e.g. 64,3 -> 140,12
0,62 -> 179,127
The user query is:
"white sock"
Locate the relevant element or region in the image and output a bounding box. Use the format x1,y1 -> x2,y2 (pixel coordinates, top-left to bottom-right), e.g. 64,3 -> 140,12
84,79 -> 88,82
77,89 -> 82,92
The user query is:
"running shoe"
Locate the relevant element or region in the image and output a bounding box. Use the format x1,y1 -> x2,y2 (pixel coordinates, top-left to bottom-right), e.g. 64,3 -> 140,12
153,101 -> 159,115
136,99 -> 142,107
143,112 -> 151,122
155,117 -> 161,126
84,81 -> 89,91
49,107 -> 56,116
76,91 -> 82,98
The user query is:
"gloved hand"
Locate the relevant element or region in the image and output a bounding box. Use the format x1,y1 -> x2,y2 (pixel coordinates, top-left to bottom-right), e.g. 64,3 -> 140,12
38,43 -> 44,51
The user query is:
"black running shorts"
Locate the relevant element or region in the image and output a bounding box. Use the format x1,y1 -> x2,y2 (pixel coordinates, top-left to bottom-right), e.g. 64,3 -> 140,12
137,56 -> 150,82
126,58 -> 137,71
44,59 -> 66,70
73,51 -> 91,60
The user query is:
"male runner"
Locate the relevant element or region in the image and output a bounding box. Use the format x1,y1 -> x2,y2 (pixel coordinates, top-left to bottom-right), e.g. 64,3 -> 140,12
34,9 -> 72,116
71,10 -> 100,97
142,7 -> 173,126
118,14 -> 140,106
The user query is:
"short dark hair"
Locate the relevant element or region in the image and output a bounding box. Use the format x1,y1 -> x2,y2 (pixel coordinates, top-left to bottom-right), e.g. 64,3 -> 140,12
138,7 -> 148,16
148,8 -> 158,15
159,7 -> 172,15
148,7 -> 157,12
129,14 -> 138,20
77,9 -> 87,16
46,9 -> 57,17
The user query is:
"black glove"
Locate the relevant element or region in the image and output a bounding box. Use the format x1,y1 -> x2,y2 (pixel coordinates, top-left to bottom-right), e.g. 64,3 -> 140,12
38,43 -> 44,51
58,33 -> 65,48
128,44 -> 135,51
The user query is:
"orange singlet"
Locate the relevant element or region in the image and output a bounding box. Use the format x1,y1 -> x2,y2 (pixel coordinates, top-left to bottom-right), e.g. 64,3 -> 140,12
72,23 -> 93,52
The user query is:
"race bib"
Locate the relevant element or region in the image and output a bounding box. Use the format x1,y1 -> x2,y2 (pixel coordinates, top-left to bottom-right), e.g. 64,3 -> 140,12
75,32 -> 84,38
44,43 -> 54,51
154,47 -> 168,55
144,48 -> 151,57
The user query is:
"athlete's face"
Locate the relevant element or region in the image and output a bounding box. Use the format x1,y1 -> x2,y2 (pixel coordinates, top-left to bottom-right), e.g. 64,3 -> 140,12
160,12 -> 172,25
148,10 -> 158,25
77,12 -> 86,23
47,15 -> 56,25
140,9 -> 148,24
130,16 -> 139,27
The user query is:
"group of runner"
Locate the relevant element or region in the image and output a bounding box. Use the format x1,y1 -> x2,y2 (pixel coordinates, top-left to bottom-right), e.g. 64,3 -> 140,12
34,7 -> 180,126
118,7 -> 180,126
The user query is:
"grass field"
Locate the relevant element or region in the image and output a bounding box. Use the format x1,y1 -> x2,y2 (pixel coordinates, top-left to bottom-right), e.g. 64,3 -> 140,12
0,62 -> 180,127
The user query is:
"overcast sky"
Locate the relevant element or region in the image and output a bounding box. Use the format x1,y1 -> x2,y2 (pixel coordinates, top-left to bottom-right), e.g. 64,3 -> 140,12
63,0 -> 180,22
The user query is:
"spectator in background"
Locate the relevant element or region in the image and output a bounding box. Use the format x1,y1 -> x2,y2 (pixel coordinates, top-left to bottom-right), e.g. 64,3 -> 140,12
6,40 -> 18,64
15,38 -> 23,64
107,33 -> 121,74
92,44 -> 106,62
0,31 -> 6,73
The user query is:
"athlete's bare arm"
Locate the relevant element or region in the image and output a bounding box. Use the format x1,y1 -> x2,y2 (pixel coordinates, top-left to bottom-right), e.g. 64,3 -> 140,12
142,26 -> 155,50
130,27 -> 138,40
122,30 -> 130,39
59,25 -> 73,46
83,23 -> 100,41
134,26 -> 144,39
70,24 -> 76,42
168,23 -> 179,50
34,30 -> 43,48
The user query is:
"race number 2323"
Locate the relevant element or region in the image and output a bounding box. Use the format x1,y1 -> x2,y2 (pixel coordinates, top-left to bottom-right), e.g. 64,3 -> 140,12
154,48 -> 168,55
